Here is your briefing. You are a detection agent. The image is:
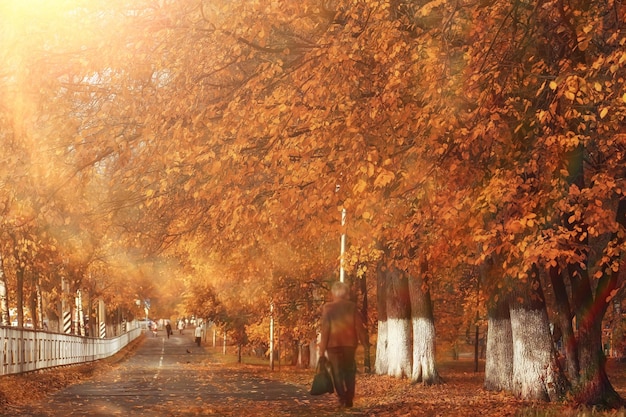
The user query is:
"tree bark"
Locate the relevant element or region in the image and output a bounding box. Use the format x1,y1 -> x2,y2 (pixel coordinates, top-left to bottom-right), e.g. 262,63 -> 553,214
407,256 -> 440,384
484,291 -> 513,392
0,254 -> 10,326
549,265 -> 579,380
385,265 -> 412,378
569,200 -> 625,407
510,266 -> 568,401
375,261 -> 389,375
29,272 -> 38,329
36,279 -> 44,330
16,264 -> 24,328
574,300 -> 621,407
11,232 -> 25,328
359,265 -> 371,373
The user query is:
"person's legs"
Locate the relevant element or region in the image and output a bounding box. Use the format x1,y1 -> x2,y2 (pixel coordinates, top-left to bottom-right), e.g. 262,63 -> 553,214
327,347 -> 357,406
326,348 -> 347,405
341,347 -> 357,407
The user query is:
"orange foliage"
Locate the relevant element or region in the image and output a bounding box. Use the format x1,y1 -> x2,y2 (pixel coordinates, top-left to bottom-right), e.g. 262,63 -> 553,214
1,0 -> 626,406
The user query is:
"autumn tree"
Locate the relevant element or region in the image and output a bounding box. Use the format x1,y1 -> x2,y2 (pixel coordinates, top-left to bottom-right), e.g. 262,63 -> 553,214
441,0 -> 626,406
3,0 -> 626,409
0,0 -> 176,332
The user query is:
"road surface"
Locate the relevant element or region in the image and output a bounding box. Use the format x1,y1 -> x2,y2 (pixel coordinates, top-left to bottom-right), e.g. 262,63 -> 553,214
7,331 -> 357,417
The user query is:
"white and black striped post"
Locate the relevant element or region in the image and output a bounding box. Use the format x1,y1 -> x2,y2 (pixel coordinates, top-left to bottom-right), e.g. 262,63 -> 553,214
63,311 -> 72,334
62,278 -> 72,334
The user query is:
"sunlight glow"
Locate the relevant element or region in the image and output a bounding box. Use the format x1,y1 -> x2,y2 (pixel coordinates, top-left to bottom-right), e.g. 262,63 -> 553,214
0,0 -> 98,143
0,0 -> 94,51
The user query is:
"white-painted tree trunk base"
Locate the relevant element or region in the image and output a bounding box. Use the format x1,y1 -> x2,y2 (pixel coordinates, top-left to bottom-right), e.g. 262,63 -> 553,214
375,320 -> 388,375
386,317 -> 412,378
411,317 -> 438,383
485,316 -> 513,392
510,306 -> 562,401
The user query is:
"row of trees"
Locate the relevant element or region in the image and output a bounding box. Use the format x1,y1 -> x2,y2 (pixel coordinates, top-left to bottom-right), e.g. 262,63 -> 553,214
1,0 -> 625,408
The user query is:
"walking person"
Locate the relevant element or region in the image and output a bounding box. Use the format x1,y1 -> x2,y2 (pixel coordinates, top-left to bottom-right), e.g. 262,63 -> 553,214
178,319 -> 185,335
165,321 -> 172,339
194,324 -> 202,347
318,281 -> 369,408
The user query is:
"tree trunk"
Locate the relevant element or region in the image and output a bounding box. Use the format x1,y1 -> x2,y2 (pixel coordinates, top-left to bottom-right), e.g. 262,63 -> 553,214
484,291 -> 513,392
569,200 -> 625,407
0,254 -> 10,326
16,264 -> 24,328
29,273 -> 38,329
375,320 -> 388,374
573,261 -> 623,407
36,280 -> 44,330
549,265 -> 579,380
385,265 -> 412,378
359,266 -> 371,373
407,256 -> 440,384
86,289 -> 94,337
308,339 -> 317,369
11,233 -> 25,328
510,266 -> 568,401
375,261 -> 389,375
575,307 -> 622,407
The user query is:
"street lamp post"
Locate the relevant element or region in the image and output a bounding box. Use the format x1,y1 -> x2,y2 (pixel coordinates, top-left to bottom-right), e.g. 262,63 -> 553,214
269,301 -> 275,371
340,207 -> 346,283
336,183 -> 346,283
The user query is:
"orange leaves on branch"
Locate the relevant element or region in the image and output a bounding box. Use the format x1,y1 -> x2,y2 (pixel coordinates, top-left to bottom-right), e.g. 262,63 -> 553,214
373,169 -> 395,189
519,213 -> 537,228
353,179 -> 368,195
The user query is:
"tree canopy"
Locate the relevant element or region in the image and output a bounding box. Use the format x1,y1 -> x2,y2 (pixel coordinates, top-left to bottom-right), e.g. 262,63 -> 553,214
1,0 -> 626,406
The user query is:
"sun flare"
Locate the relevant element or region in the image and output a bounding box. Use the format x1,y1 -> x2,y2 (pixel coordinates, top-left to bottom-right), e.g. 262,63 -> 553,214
1,0 -> 95,50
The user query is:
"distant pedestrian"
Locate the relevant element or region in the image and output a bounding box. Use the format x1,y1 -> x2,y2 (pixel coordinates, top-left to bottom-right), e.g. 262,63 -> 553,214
194,325 -> 202,347
178,320 -> 185,335
151,321 -> 158,337
318,281 -> 369,408
165,322 -> 172,339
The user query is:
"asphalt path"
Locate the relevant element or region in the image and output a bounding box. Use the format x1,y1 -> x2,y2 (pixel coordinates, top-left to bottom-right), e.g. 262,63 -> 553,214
7,331 -> 354,417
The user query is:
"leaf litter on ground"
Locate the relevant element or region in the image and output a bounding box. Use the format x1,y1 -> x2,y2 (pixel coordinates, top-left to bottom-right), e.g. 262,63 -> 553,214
1,340 -> 626,417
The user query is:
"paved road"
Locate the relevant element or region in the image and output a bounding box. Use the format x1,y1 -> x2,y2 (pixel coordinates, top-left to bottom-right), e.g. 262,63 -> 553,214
7,331 -> 353,417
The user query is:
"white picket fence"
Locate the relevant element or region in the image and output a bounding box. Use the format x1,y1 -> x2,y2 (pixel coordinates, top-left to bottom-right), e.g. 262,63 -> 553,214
0,324 -> 143,376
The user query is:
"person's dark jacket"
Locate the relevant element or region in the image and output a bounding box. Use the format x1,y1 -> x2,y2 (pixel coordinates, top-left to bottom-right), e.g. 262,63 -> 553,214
319,299 -> 368,353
